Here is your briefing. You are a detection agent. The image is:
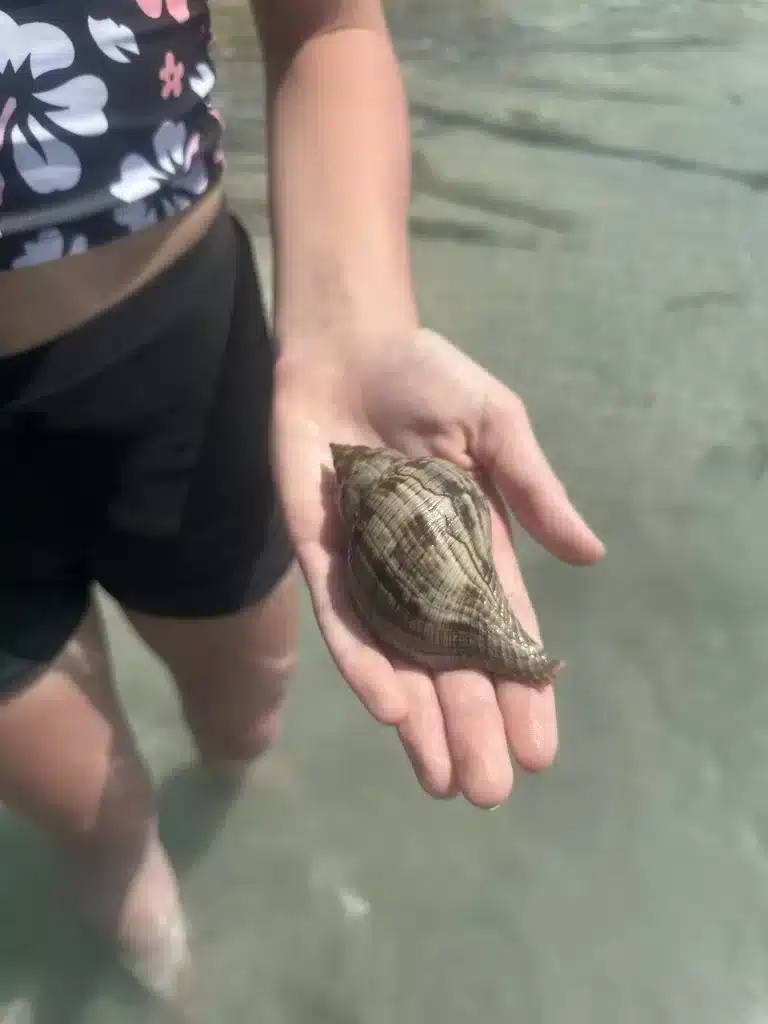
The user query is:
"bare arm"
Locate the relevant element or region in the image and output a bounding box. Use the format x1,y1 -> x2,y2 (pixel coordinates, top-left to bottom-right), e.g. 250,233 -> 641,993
250,0 -> 419,351
257,1 -> 605,808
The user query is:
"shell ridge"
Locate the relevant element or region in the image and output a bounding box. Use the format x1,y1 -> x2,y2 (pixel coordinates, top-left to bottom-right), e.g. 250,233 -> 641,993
333,443 -> 563,686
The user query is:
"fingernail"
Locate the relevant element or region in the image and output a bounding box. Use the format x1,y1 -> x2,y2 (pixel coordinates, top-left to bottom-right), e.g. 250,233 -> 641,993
487,803 -> 502,812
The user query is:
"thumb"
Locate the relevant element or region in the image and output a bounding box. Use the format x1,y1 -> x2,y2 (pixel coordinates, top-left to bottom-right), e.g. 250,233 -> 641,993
477,389 -> 605,565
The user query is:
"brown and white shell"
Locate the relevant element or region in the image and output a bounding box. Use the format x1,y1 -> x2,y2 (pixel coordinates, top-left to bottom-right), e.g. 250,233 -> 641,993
330,442 -> 563,688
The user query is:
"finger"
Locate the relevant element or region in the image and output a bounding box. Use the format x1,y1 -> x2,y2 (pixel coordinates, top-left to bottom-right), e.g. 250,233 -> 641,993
496,679 -> 558,772
487,500 -> 541,638
394,665 -> 458,799
479,390 -> 605,566
488,505 -> 560,771
434,669 -> 514,809
295,538 -> 409,726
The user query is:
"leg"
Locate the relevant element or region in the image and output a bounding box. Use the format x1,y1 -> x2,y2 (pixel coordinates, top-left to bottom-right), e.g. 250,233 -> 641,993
91,211 -> 299,782
0,604 -> 187,997
126,564 -> 300,780
0,205 -> 282,1002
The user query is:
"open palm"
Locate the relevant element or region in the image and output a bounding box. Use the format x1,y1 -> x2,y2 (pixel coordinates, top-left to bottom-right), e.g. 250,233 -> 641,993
273,328 -> 604,808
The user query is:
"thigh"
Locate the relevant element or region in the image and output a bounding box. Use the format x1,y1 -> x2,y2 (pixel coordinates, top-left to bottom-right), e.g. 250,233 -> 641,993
0,603 -> 154,850
0,412 -> 95,694
87,213 -> 298,754
126,564 -> 300,759
93,211 -> 295,621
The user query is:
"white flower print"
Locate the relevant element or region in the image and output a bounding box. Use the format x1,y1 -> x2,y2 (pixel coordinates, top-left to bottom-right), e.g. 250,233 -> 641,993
87,17 -> 140,64
12,227 -> 88,268
114,190 -> 194,233
0,11 -> 109,196
188,62 -> 215,100
110,121 -> 208,204
110,121 -> 209,229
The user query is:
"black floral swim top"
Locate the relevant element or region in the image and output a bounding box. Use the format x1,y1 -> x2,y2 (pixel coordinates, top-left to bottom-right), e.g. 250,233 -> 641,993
0,0 -> 224,271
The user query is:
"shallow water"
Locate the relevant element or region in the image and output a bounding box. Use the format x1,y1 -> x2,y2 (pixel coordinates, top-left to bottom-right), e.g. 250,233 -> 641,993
2,2 -> 768,1022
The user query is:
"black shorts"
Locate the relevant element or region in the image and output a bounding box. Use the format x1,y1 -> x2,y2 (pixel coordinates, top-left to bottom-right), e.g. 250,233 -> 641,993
0,204 -> 295,697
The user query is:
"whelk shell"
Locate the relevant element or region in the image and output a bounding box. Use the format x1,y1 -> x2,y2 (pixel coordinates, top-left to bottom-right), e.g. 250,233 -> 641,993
330,442 -> 564,688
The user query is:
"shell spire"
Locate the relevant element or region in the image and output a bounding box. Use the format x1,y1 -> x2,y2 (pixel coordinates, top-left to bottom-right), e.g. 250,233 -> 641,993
330,442 -> 564,689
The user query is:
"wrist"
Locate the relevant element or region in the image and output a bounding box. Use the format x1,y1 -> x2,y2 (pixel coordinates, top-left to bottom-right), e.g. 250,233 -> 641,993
273,267 -> 420,359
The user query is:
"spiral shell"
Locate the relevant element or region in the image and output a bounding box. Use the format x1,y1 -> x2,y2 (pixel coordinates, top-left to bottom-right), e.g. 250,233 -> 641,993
330,442 -> 563,688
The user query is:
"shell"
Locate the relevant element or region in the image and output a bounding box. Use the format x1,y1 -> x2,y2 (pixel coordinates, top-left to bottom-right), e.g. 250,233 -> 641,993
330,442 -> 564,688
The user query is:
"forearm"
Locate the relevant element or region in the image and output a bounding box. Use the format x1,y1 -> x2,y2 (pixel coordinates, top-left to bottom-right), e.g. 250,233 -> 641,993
256,11 -> 419,348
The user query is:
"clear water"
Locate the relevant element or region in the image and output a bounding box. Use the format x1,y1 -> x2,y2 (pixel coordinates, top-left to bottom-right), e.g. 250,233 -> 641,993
2,2 -> 768,1021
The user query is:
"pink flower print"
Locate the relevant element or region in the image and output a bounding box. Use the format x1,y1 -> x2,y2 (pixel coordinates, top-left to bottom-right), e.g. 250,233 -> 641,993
134,0 -> 190,23
159,52 -> 185,100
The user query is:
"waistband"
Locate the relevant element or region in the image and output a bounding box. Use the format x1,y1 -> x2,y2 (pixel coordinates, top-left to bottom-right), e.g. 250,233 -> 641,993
0,200 -> 235,415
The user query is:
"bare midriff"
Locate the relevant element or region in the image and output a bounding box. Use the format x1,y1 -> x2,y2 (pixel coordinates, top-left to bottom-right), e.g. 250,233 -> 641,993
0,183 -> 226,356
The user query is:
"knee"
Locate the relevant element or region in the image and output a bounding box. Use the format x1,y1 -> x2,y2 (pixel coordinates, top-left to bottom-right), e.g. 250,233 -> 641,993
64,748 -> 157,868
202,710 -> 282,765
183,646 -> 299,766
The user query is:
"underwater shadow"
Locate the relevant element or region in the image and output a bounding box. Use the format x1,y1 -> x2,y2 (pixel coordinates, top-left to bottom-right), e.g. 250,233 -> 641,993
0,756 -> 247,1024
